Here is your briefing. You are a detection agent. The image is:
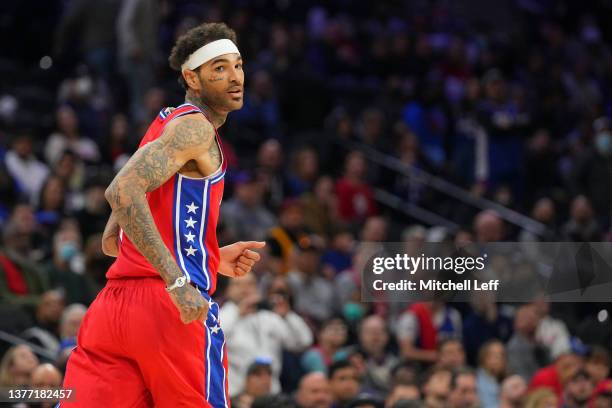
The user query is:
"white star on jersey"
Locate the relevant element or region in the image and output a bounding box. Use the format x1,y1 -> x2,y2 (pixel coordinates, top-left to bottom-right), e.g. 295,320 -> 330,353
184,231 -> 196,243
185,217 -> 197,229
210,325 -> 221,334
185,245 -> 198,256
186,202 -> 199,214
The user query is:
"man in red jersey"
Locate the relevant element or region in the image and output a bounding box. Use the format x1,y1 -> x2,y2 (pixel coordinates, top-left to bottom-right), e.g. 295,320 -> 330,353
60,22 -> 265,408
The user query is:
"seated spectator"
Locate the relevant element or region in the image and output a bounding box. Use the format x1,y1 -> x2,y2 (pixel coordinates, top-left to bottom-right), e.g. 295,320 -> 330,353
4,133 -> 49,204
0,219 -> 49,312
585,346 -> 610,386
335,151 -> 378,225
390,361 -> 420,388
20,289 -> 65,355
530,349 -> 585,401
507,304 -> 548,381
419,366 -> 451,408
562,369 -> 594,408
533,294 -> 571,360
252,393 -> 298,408
287,236 -> 337,323
35,176 -> 68,238
75,179 -> 111,242
561,196 -> 602,241
385,383 -> 421,408
301,176 -> 340,239
499,375 -> 527,408
462,291 -> 513,365
321,228 -> 354,279
233,359 -> 274,408
267,199 -> 309,274
591,380 -> 612,408
222,171 -> 277,242
524,388 -> 558,408
294,372 -> 333,408
45,105 -> 100,165
328,359 -> 360,408
395,301 -> 462,365
56,303 -> 87,368
447,368 -> 479,408
221,274 -> 312,396
31,363 -> 63,408
286,146 -> 319,197
476,340 -> 508,408
0,344 -> 39,386
356,315 -> 399,395
436,339 -> 466,371
302,317 -> 348,373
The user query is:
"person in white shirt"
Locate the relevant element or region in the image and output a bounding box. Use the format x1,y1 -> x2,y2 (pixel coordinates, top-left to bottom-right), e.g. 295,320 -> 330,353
5,134 -> 49,204
220,273 -> 313,396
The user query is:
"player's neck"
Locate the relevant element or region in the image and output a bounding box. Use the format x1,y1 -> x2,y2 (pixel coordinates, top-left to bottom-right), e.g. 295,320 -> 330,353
185,92 -> 227,128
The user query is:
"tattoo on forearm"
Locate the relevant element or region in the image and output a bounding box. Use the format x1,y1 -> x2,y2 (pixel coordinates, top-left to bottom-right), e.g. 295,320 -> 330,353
106,116 -> 213,285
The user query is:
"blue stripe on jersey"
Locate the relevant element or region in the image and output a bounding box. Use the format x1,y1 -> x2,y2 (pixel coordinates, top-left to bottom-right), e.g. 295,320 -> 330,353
174,175 -> 211,290
207,326 -> 228,407
173,174 -> 191,282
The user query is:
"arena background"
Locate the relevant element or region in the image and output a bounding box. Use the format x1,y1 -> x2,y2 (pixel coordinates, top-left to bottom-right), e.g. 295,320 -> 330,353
1,1 -> 612,407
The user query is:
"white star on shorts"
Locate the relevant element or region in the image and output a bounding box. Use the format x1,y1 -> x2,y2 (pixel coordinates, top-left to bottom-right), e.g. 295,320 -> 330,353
186,202 -> 199,214
185,217 -> 197,229
210,325 -> 221,334
185,246 -> 198,256
184,231 -> 196,243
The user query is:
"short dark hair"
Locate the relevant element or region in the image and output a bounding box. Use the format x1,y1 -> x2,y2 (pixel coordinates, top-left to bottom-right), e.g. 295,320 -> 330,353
450,367 -> 476,390
328,359 -> 353,379
168,22 -> 238,90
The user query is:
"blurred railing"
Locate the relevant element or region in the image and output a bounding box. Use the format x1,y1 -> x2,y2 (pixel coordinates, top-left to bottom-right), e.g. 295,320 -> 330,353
339,137 -> 548,237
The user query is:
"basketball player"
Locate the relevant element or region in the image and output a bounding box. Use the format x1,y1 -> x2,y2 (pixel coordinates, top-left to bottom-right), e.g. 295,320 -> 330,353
60,23 -> 264,407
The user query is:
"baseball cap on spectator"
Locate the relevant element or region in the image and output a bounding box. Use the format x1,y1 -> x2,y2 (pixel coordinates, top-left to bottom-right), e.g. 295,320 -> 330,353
247,357 -> 273,376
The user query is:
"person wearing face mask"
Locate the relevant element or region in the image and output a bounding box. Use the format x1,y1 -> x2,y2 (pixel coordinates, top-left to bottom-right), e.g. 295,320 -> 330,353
44,223 -> 96,305
571,117 -> 612,229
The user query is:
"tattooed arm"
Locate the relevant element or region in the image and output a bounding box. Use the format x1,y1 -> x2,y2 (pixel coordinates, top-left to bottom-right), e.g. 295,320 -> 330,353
104,115 -> 214,324
101,212 -> 120,257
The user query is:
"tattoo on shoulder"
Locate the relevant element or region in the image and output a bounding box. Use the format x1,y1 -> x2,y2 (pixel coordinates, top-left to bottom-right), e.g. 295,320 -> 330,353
169,117 -> 214,150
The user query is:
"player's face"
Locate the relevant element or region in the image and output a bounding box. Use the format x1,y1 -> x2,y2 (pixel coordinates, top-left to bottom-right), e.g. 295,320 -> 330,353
196,53 -> 244,113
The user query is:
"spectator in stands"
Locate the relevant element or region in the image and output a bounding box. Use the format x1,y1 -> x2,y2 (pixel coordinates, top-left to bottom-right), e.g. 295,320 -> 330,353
385,383 -> 421,407
533,294 -> 571,360
4,134 -> 49,205
302,317 -> 349,373
328,359 -> 360,408
395,301 -> 462,365
591,380 -> 612,408
20,289 -> 65,355
530,349 -> 585,401
75,179 -> 111,242
0,219 -> 49,312
233,359 -> 274,408
52,150 -> 86,203
420,367 -> 452,408
462,291 -> 513,365
302,176 -> 340,239
585,346 -> 610,386
437,339 -> 466,371
562,195 -> 603,241
45,105 -> 100,165
222,171 -> 277,242
31,363 -> 63,408
286,146 -> 319,197
287,236 -> 337,323
473,210 -> 505,243
35,176 -> 67,237
476,340 -> 507,408
0,344 -> 39,386
321,228 -> 354,278
256,139 -> 285,211
221,274 -> 312,396
562,369 -> 593,408
267,199 -> 308,274
294,372 -> 333,408
499,375 -> 527,408
524,388 -> 558,408
356,315 -> 398,395
507,304 -> 547,381
447,368 -> 479,408
56,303 -> 87,367
335,151 -> 377,224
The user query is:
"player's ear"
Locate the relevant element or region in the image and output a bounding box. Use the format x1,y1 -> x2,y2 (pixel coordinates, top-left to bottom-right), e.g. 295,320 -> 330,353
183,69 -> 201,91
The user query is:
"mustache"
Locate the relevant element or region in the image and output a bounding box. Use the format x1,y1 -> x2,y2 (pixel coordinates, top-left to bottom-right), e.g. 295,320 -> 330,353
226,85 -> 243,92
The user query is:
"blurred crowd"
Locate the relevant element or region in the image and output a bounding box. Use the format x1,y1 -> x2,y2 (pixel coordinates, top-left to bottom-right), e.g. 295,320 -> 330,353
2,0 -> 612,407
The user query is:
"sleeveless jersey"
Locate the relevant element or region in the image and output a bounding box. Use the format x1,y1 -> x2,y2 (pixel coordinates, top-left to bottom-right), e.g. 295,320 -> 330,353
106,103 -> 227,295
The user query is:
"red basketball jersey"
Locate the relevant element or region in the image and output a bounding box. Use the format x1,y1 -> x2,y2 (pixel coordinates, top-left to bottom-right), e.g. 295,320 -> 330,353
106,103 -> 227,295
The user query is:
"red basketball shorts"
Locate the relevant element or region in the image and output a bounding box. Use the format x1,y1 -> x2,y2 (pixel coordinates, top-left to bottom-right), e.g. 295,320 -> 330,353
59,277 -> 229,408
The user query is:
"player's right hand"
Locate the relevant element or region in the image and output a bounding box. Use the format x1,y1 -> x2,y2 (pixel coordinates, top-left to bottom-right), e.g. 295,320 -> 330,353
168,284 -> 210,324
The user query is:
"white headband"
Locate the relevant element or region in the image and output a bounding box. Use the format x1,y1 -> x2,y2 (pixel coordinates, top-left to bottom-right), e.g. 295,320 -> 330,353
181,39 -> 240,71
